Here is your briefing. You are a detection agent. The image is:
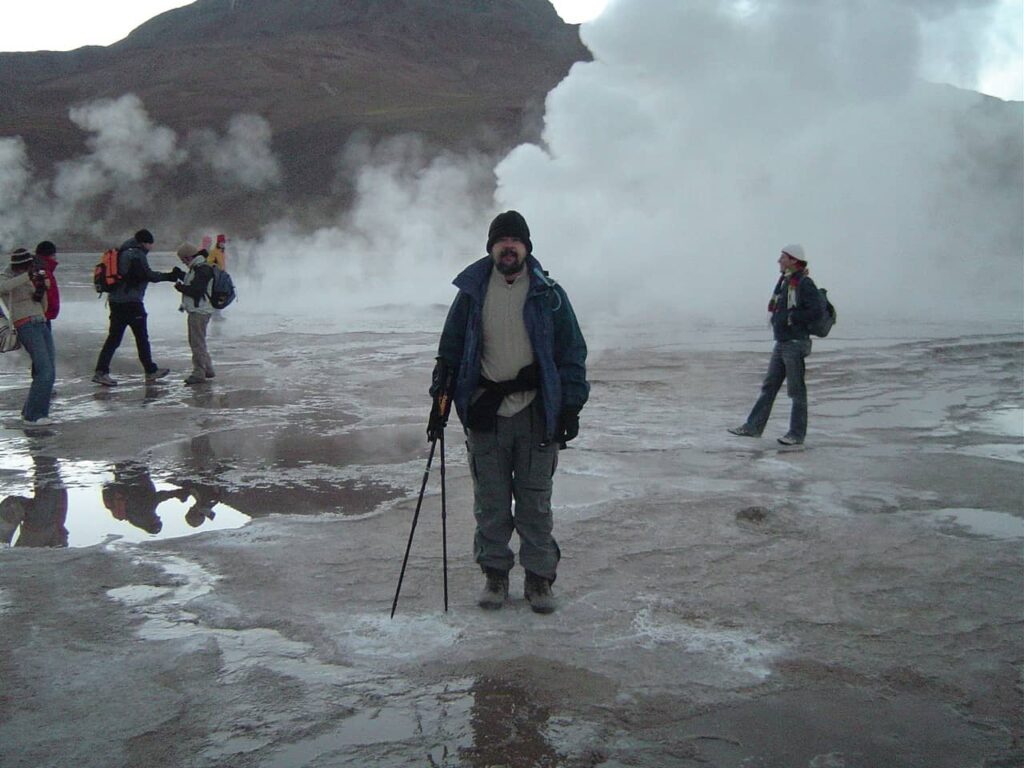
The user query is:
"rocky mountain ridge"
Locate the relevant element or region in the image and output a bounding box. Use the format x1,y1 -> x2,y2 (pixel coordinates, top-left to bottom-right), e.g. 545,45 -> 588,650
0,0 -> 589,245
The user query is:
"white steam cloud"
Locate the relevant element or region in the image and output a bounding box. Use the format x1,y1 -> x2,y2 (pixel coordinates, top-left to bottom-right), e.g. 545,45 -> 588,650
192,113 -> 281,190
493,0 -> 1023,323
244,134 -> 495,312
0,94 -> 281,246
54,94 -> 185,209
240,0 -> 1020,328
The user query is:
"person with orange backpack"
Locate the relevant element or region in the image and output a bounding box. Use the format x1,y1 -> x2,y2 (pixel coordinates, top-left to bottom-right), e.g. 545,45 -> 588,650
91,229 -> 184,387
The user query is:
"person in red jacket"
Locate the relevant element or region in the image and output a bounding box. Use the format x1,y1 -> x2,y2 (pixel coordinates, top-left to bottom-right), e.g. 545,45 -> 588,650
33,241 -> 60,324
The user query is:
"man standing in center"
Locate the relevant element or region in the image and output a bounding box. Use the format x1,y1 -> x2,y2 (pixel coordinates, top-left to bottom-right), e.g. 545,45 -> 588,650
92,229 -> 183,386
431,210 -> 589,614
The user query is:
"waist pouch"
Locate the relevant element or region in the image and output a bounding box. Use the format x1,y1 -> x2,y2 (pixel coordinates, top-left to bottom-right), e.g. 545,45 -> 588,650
466,363 -> 539,432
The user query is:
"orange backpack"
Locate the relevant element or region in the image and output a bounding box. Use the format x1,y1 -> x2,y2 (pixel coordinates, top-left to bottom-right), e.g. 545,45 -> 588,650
93,248 -> 124,293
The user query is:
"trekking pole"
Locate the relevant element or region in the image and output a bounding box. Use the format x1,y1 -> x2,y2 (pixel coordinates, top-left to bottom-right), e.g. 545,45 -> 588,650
390,438 -> 437,619
440,428 -> 449,612
391,369 -> 453,618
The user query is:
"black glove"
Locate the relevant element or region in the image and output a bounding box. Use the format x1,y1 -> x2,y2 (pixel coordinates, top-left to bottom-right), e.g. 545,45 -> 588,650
555,408 -> 580,446
169,267 -> 186,281
173,282 -> 185,293
429,358 -> 453,398
427,358 -> 455,442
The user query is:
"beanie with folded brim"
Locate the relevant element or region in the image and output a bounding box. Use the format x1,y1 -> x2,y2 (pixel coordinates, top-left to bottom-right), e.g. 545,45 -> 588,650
486,210 -> 532,255
176,242 -> 200,260
781,243 -> 806,263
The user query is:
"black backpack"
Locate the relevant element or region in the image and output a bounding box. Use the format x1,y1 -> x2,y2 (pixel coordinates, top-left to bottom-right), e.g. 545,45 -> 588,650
808,285 -> 837,338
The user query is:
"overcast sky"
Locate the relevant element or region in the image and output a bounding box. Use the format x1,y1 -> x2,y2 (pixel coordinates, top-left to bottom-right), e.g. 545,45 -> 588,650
0,0 -> 1020,99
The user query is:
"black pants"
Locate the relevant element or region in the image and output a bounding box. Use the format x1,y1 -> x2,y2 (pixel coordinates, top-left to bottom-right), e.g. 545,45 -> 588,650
95,301 -> 157,374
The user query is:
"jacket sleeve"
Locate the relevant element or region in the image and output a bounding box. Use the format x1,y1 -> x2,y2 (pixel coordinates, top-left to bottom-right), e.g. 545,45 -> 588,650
0,272 -> 30,294
436,291 -> 469,369
178,265 -> 213,300
128,250 -> 175,284
790,276 -> 824,327
552,285 -> 589,412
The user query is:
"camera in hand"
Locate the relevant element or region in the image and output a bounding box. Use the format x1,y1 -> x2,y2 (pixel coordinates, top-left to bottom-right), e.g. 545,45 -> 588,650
30,270 -> 46,302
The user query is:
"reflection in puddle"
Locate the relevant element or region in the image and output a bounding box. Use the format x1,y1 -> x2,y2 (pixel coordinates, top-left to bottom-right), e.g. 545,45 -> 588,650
263,674 -> 580,768
0,457 -> 249,549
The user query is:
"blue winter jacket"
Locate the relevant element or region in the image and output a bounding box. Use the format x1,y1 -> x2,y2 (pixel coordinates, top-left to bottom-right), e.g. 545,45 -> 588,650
436,255 -> 589,441
108,238 -> 176,304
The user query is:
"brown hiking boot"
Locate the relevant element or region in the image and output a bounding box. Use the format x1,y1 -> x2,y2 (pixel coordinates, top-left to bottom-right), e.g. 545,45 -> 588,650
524,571 -> 556,614
478,568 -> 509,610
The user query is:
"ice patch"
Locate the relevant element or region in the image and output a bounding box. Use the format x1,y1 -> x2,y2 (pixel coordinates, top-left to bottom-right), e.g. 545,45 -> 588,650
631,606 -> 779,680
972,406 -> 1024,438
106,549 -> 220,640
954,443 -> 1024,465
330,613 -> 464,661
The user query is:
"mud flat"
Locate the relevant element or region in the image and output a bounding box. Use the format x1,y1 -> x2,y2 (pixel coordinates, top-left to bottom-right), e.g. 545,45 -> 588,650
1,291 -> 1021,767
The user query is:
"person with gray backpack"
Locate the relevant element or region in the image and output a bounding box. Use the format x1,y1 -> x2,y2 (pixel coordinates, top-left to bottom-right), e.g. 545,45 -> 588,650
728,244 -> 828,447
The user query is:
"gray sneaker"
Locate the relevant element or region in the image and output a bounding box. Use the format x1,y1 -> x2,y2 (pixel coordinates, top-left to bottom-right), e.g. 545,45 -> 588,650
478,568 -> 509,610
145,368 -> 170,383
92,372 -> 118,387
727,424 -> 759,437
184,374 -> 205,386
524,571 -> 556,614
778,434 -> 805,447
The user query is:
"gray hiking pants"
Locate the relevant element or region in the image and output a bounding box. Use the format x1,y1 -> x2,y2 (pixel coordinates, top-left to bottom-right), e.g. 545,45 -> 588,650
466,400 -> 560,581
187,313 -> 214,378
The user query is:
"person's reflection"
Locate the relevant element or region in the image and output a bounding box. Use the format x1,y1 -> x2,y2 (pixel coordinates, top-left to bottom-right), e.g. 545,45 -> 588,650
102,462 -> 189,535
0,455 -> 68,547
459,675 -> 559,767
182,482 -> 220,528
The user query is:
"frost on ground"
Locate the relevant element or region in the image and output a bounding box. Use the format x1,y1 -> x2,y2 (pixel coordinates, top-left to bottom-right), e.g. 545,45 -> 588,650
0,288 -> 1021,767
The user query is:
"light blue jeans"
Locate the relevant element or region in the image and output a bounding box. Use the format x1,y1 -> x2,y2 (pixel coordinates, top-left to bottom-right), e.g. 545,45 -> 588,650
16,319 -> 55,422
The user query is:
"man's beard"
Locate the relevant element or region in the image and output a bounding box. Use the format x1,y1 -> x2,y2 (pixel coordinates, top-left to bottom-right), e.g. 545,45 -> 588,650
495,248 -> 524,276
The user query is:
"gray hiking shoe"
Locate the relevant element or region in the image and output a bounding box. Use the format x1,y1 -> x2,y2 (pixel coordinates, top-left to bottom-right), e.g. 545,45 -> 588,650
145,368 -> 170,383
478,568 -> 509,610
524,571 -> 556,614
92,372 -> 118,387
727,424 -> 759,437
778,434 -> 805,447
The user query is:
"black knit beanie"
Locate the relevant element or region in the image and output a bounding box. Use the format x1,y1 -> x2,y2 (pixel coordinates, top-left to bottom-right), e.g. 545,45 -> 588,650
486,210 -> 532,255
35,241 -> 56,257
135,229 -> 155,245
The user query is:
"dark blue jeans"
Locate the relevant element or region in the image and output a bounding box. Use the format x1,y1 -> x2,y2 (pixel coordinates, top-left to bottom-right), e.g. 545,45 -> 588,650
16,319 -> 56,421
95,301 -> 157,374
744,339 -> 812,440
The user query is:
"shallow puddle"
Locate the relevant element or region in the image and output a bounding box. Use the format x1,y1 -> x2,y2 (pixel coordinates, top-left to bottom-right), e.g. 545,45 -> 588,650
0,456 -> 249,549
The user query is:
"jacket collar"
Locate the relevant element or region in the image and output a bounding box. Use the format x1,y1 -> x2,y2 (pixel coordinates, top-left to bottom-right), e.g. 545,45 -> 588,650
454,254 -> 549,302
